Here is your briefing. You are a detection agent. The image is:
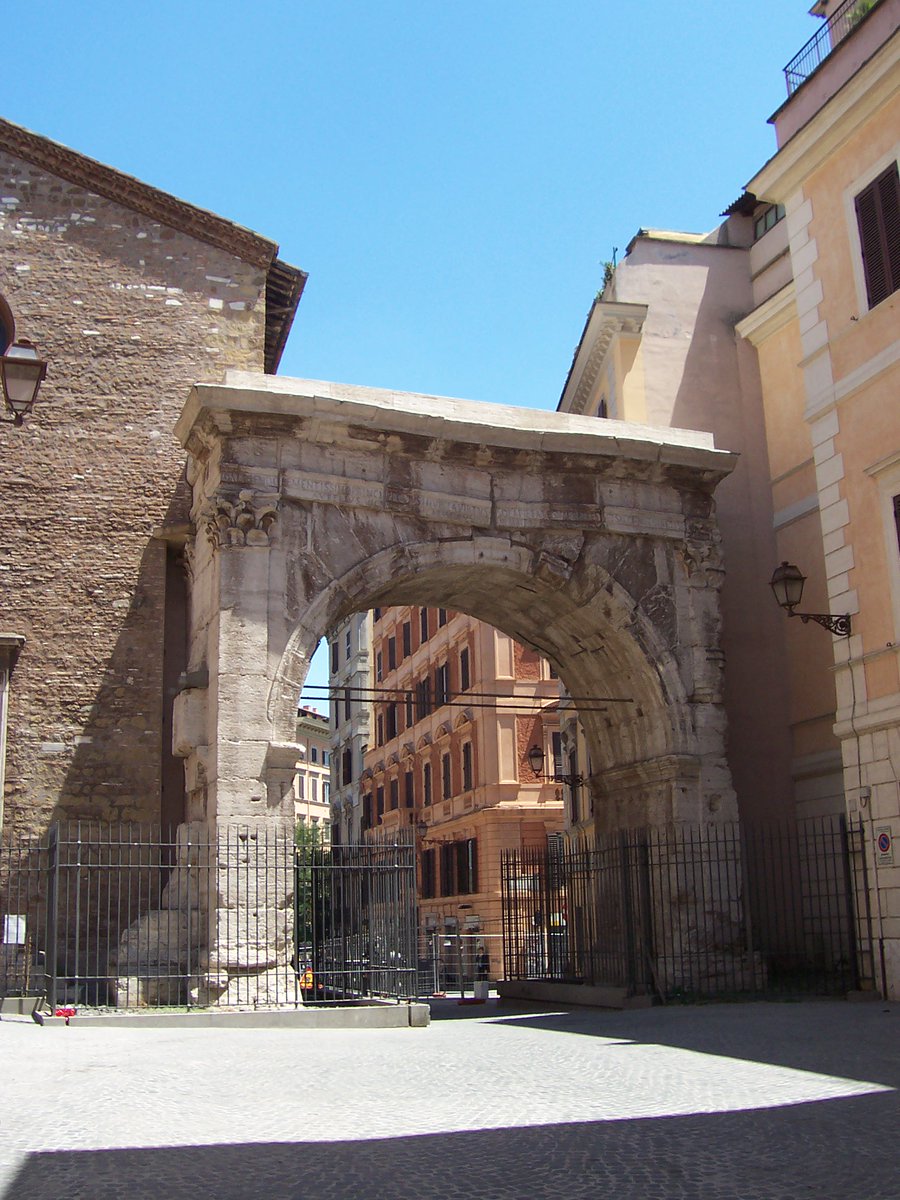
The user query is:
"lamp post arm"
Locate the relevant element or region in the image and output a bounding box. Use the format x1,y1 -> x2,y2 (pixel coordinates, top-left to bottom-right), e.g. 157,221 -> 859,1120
796,611 -> 852,637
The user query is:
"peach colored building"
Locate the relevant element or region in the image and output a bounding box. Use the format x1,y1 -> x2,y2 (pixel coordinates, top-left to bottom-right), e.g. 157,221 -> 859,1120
736,0 -> 900,996
361,606 -> 563,976
293,706 -> 332,840
558,216 -> 794,827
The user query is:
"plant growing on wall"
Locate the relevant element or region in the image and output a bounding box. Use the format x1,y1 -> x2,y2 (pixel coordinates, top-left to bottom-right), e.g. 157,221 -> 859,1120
848,0 -> 876,29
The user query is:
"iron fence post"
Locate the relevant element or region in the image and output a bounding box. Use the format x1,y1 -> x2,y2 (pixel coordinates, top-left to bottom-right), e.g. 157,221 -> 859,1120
45,825 -> 59,1010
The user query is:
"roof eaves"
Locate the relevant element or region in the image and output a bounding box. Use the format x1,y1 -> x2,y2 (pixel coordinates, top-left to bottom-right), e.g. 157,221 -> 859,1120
0,117 -> 278,269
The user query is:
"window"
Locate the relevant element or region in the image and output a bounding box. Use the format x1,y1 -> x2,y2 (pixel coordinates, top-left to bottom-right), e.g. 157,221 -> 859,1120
373,607 -> 382,622
322,750 -> 330,767
402,621 -> 411,658
459,647 -> 470,692
345,628 -> 352,659
376,713 -> 384,746
376,786 -> 385,818
462,741 -> 473,792
568,750 -> 579,824
754,203 -> 785,241
362,793 -> 372,831
415,678 -> 431,720
442,752 -> 452,800
855,163 -> 899,308
296,775 -> 305,800
342,748 -> 352,786
390,778 -> 399,810
423,761 -> 432,806
343,688 -> 351,720
434,662 -> 449,708
323,781 -> 330,804
404,769 -> 414,808
330,641 -> 339,673
421,849 -> 436,899
456,838 -> 478,895
420,607 -> 429,643
386,702 -> 398,740
310,746 -> 318,763
405,689 -> 413,728
552,732 -> 563,776
438,608 -> 447,627
440,843 -> 455,896
376,650 -> 383,682
388,636 -> 397,672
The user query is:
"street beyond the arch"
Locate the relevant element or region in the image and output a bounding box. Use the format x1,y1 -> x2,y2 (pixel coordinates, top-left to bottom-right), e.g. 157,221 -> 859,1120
1,998 -> 897,1199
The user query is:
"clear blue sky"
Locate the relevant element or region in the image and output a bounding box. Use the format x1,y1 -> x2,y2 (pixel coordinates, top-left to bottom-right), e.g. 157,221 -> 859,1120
5,0 -> 818,702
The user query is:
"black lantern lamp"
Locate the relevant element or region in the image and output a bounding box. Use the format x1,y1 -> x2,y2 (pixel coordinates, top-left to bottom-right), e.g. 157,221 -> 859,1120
527,743 -> 584,789
769,561 -> 851,637
1,339 -> 48,426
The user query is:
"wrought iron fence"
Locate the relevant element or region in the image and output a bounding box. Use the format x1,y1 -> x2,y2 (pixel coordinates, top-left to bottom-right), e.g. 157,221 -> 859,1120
501,815 -> 874,1001
783,0 -> 880,95
296,831 -> 418,1003
0,822 -> 417,1010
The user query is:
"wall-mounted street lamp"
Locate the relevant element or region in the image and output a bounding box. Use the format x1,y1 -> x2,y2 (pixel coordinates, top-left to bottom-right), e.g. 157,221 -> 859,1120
1,339 -> 48,426
769,561 -> 852,637
527,743 -> 584,789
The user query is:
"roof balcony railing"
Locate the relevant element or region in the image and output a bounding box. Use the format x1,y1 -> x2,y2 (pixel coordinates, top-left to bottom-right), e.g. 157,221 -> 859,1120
783,0 -> 881,95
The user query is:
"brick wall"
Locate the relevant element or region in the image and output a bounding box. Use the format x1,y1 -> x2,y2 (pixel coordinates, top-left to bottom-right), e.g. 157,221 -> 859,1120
0,149 -> 270,835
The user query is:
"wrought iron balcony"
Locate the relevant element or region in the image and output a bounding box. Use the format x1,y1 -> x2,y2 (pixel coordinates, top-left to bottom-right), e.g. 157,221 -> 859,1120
784,0 -> 881,95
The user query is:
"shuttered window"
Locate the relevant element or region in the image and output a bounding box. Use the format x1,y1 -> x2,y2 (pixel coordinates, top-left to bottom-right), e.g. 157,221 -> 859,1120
855,163 -> 900,309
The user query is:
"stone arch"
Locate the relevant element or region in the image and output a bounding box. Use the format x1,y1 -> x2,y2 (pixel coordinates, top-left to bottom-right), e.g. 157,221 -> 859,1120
175,374 -> 736,836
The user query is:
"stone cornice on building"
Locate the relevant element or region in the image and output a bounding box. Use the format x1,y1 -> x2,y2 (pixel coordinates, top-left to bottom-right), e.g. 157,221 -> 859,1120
181,370 -> 730,481
736,282 -> 797,346
558,301 -> 648,417
0,117 -> 307,373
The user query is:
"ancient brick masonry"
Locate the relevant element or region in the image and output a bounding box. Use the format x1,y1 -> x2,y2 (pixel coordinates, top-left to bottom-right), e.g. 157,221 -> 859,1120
0,121 -> 304,837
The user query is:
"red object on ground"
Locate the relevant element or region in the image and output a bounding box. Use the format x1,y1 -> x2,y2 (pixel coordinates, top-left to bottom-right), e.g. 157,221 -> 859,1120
54,1007 -> 77,1024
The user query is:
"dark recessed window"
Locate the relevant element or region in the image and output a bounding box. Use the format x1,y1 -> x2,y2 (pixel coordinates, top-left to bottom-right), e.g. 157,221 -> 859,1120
754,203 -> 786,241
856,163 -> 900,309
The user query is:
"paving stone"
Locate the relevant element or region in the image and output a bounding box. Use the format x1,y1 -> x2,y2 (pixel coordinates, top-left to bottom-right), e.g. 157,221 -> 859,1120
0,998 -> 897,1198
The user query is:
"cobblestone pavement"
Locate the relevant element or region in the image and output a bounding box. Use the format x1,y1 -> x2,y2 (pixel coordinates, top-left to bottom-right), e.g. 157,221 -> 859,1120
1,998 -> 897,1199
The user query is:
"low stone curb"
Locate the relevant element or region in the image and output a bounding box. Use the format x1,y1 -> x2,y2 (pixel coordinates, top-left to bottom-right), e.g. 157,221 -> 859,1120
29,1001 -> 430,1030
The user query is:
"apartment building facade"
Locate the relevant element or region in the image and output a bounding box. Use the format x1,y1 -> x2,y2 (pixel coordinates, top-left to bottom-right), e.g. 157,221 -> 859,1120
361,606 -> 563,975
328,611 -> 373,844
736,0 -> 900,995
294,706 -> 332,839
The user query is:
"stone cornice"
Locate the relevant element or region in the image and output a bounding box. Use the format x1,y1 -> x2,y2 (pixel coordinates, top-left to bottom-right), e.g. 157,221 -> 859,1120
735,282 -> 797,346
559,301 -> 648,416
179,372 -> 733,484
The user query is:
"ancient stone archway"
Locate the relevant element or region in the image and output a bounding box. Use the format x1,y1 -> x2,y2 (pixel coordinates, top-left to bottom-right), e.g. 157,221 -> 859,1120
172,372 -> 738,1001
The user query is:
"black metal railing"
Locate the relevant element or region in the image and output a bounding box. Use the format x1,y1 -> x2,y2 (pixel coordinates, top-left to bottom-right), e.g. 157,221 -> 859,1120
0,822 -> 417,1010
295,830 -> 418,1004
784,0 -> 881,95
501,815 -> 874,1001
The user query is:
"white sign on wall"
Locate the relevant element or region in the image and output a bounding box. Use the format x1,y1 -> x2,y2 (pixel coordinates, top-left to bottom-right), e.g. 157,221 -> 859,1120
2,914 -> 26,945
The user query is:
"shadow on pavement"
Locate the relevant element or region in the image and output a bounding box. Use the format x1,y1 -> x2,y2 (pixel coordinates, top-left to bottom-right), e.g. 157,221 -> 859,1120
469,997 -> 900,1089
6,1088 -> 899,1200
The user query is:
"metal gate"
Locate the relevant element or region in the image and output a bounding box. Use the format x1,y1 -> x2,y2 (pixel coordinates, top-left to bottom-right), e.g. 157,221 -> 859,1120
295,831 -> 418,1004
502,814 -> 876,1001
